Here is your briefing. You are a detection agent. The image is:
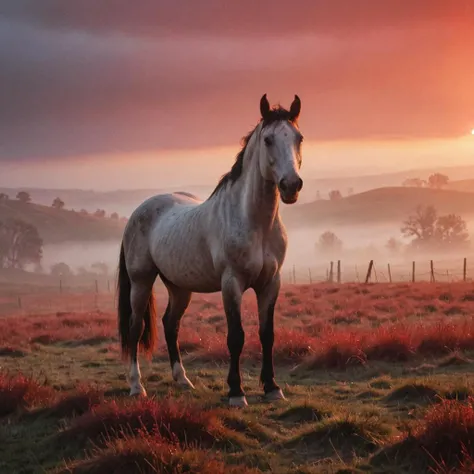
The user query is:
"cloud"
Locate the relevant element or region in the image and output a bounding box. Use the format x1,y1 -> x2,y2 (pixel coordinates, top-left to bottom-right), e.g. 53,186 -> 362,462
0,0 -> 473,161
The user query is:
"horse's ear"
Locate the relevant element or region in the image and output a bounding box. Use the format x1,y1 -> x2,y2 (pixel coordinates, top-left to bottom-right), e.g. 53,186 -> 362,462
260,94 -> 271,120
289,95 -> 301,121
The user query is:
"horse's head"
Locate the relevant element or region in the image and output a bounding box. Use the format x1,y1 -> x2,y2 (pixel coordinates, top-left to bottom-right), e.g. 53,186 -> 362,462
258,94 -> 303,204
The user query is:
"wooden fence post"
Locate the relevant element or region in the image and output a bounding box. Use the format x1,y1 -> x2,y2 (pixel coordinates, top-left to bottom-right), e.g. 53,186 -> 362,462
95,280 -> 99,294
412,261 -> 415,283
308,268 -> 312,284
387,264 -> 392,283
464,258 -> 467,282
430,260 -> 435,283
365,260 -> 374,283
59,279 -> 62,294
337,260 -> 341,283
329,261 -> 334,283
292,265 -> 296,285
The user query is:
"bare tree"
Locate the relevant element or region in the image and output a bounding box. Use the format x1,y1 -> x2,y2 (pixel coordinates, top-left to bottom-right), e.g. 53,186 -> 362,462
0,219 -> 43,269
435,214 -> 469,248
401,205 -> 469,250
401,205 -> 437,248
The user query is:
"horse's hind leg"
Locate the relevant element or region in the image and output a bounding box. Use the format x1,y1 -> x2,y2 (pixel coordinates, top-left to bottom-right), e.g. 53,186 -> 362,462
162,282 -> 194,389
129,277 -> 157,396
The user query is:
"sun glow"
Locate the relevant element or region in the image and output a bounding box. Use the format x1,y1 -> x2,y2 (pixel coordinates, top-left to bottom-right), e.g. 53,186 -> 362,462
471,129 -> 474,135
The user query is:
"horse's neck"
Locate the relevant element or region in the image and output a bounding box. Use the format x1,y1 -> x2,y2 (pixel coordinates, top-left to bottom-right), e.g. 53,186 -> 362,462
236,140 -> 279,233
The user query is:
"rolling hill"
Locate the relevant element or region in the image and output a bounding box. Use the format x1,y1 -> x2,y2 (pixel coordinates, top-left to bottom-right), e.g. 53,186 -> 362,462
0,200 -> 125,244
280,187 -> 474,228
447,179 -> 474,193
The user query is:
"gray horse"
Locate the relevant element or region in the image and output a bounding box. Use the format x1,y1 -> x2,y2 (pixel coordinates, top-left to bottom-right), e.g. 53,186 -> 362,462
117,94 -> 304,407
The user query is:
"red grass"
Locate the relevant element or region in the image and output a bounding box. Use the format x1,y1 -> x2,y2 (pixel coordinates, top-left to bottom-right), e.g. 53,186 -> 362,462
62,397 -> 233,449
378,398 -> 474,473
413,397 -> 474,472
48,385 -> 104,418
0,372 -> 55,416
63,433 -> 258,474
4,283 -> 474,370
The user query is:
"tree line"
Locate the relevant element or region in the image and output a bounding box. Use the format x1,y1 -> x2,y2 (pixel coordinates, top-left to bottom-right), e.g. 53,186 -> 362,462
316,204 -> 469,258
0,191 -> 127,222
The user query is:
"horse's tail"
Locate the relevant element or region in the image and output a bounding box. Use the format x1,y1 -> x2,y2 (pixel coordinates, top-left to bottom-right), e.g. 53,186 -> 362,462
117,242 -> 158,360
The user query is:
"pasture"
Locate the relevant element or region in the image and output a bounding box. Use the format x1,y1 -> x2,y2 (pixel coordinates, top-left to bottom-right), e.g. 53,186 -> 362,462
2,281 -> 474,473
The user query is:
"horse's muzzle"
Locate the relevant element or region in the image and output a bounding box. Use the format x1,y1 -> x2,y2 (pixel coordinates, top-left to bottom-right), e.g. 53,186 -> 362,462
279,177 -> 303,204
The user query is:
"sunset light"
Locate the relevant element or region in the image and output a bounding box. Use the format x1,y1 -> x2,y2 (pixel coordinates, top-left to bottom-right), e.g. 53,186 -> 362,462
3,3 -> 474,472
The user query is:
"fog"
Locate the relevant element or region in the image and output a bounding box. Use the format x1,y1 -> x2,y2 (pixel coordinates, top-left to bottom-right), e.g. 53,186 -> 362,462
39,214 -> 474,286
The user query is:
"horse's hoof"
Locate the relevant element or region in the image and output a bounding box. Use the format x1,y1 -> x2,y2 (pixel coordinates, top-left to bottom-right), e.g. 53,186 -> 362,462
177,376 -> 195,390
229,396 -> 248,408
264,388 -> 286,401
130,386 -> 147,397
172,363 -> 195,390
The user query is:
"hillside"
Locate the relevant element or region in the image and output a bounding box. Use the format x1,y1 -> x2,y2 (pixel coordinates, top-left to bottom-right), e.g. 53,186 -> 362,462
281,186 -> 474,228
3,164 -> 474,216
0,200 -> 125,244
447,179 -> 474,193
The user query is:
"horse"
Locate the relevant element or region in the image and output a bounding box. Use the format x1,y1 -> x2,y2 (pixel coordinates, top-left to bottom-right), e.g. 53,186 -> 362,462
117,94 -> 304,407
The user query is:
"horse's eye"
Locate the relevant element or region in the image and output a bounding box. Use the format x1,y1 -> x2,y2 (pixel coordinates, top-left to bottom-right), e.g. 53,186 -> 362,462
264,136 -> 273,146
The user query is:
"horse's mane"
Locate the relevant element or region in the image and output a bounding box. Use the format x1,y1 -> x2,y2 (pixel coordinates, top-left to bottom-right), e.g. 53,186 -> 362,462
209,106 -> 297,198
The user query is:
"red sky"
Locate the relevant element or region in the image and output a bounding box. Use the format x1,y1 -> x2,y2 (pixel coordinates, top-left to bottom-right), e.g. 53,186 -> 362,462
0,1 -> 473,188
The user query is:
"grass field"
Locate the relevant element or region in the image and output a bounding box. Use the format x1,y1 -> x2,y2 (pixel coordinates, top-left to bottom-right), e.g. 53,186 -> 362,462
2,282 -> 474,473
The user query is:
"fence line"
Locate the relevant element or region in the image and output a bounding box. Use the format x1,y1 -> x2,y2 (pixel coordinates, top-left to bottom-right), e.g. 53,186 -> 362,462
283,257 -> 472,285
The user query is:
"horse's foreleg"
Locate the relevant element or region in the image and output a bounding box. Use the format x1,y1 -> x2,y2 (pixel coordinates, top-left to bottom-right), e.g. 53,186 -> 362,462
129,280 -> 153,397
162,286 -> 194,389
222,273 -> 247,407
256,274 -> 285,401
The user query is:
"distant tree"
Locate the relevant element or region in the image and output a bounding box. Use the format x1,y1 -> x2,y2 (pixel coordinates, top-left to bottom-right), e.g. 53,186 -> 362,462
50,262 -> 72,277
427,173 -> 449,190
79,209 -> 89,216
316,231 -> 343,256
91,261 -> 109,275
385,237 -> 403,255
52,197 -> 65,210
93,209 -> 106,218
434,214 -> 469,248
401,205 -> 469,250
328,190 -> 342,201
401,205 -> 437,248
0,193 -> 9,202
0,219 -> 43,269
110,212 -> 119,220
402,178 -> 426,188
16,191 -> 31,203
347,187 -> 354,196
